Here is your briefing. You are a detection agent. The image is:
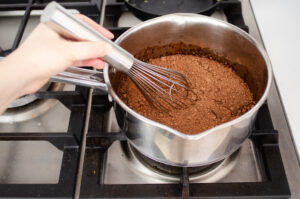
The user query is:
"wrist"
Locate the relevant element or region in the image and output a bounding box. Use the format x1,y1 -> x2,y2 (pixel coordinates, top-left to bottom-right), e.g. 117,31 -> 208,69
0,61 -> 25,113
0,52 -> 35,96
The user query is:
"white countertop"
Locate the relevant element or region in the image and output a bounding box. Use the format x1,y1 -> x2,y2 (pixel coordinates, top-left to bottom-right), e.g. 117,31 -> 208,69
250,0 -> 300,156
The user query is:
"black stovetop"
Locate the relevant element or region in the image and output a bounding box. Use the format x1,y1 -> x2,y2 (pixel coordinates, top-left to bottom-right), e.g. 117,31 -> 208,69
0,0 -> 291,198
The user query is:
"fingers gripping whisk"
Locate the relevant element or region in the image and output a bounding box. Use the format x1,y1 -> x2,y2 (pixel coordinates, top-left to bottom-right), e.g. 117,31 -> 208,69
128,60 -> 196,111
41,2 -> 196,111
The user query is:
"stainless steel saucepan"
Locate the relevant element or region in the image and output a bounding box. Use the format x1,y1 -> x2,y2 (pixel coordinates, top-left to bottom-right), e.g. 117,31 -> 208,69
42,4 -> 272,167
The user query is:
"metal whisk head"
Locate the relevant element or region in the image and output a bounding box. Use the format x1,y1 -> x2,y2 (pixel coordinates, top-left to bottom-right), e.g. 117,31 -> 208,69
127,59 -> 195,111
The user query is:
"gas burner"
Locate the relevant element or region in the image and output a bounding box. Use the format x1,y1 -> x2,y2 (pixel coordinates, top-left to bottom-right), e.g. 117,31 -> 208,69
0,82 -> 65,123
130,143 -> 225,177
117,9 -> 227,28
112,140 -> 240,183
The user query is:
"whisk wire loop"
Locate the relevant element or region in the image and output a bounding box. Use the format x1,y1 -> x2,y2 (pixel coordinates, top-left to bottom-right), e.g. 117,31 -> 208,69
127,60 -> 194,111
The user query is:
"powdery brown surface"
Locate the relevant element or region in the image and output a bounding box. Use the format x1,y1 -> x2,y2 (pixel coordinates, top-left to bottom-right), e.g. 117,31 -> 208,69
117,54 -> 255,134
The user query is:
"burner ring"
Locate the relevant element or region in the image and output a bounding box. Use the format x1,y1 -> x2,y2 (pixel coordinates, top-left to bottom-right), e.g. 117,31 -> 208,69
0,82 -> 66,123
128,142 -> 225,178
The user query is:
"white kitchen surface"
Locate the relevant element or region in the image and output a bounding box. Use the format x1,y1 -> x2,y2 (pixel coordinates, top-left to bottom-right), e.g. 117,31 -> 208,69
250,0 -> 300,157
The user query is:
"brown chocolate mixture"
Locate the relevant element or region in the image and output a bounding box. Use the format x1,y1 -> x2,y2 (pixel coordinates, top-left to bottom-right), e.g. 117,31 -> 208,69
115,44 -> 256,134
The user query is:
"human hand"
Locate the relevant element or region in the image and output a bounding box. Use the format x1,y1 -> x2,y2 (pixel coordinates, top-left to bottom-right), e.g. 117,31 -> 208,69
4,14 -> 113,96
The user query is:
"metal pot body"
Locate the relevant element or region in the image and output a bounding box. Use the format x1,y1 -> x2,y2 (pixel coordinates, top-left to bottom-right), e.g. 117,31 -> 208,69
104,13 -> 272,167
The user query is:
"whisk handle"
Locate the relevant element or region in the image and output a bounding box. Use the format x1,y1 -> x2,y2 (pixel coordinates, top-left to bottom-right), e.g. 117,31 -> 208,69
41,1 -> 134,73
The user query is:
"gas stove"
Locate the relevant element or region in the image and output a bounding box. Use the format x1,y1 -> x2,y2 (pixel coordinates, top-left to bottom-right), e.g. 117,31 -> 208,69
0,0 -> 299,198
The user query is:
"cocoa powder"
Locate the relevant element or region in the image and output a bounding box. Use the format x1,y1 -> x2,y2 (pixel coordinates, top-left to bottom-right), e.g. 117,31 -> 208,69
115,44 -> 256,134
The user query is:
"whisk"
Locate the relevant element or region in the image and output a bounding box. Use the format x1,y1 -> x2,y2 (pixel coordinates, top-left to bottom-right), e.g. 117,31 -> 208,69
42,2 -> 192,110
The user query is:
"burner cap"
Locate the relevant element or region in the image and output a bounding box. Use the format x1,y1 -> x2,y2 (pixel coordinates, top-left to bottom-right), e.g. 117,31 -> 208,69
125,0 -> 218,20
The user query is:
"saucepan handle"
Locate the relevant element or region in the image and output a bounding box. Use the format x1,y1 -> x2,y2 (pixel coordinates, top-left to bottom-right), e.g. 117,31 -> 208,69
0,55 -> 107,91
51,67 -> 108,91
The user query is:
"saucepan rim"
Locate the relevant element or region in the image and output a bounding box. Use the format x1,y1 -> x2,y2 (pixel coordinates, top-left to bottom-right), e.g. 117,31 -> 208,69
103,13 -> 273,140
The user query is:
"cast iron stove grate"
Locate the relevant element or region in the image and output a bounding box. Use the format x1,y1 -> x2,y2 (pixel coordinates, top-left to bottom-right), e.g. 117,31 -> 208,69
81,103 -> 291,198
0,0 -> 291,198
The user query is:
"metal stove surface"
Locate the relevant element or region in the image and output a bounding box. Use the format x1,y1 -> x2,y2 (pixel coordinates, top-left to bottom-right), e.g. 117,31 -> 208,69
0,0 -> 299,198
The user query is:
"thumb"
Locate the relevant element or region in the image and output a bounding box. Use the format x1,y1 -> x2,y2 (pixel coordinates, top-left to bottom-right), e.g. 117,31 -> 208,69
66,41 -> 111,62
